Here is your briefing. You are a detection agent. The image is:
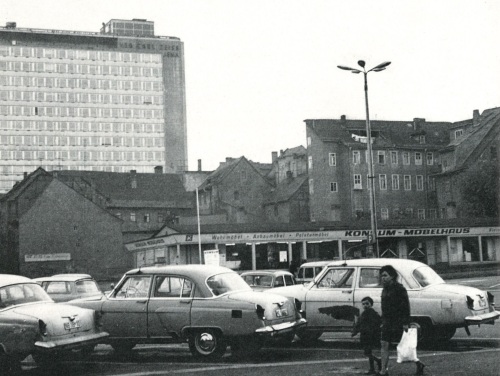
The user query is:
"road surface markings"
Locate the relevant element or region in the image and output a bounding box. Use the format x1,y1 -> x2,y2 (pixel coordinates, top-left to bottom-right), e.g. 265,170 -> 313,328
102,347 -> 500,376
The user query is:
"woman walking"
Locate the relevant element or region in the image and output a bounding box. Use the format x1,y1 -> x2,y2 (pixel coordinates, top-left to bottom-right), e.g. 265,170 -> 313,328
378,265 -> 425,376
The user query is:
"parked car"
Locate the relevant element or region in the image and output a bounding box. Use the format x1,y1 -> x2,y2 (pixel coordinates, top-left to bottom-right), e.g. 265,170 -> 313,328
295,261 -> 330,284
241,270 -> 296,291
67,265 -> 306,359
0,274 -> 108,373
34,273 -> 104,302
268,258 -> 500,342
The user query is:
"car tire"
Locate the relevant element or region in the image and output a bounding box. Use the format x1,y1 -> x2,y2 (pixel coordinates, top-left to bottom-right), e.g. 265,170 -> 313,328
296,329 -> 322,342
111,341 -> 135,353
189,329 -> 226,360
433,327 -> 456,342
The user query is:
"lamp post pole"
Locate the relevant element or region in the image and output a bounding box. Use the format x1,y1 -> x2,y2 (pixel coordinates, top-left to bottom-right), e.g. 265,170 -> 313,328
337,60 -> 391,258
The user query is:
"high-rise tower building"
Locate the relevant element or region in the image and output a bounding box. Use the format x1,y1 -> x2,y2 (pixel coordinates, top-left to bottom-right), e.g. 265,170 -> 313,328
0,19 -> 187,193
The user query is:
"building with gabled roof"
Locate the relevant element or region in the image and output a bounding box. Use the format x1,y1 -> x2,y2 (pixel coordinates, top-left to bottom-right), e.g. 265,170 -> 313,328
263,174 -> 309,223
434,107 -> 500,222
197,156 -> 274,223
52,168 -> 195,242
0,168 -> 125,278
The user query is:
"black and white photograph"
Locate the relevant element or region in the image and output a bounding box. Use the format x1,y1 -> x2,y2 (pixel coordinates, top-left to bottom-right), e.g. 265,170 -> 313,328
0,1 -> 499,375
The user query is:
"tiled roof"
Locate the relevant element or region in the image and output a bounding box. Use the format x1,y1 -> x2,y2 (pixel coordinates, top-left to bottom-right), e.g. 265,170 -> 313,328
444,107 -> 500,172
264,175 -> 308,204
53,170 -> 193,208
281,145 -> 307,157
199,157 -> 273,190
0,167 -> 51,202
305,118 -> 453,148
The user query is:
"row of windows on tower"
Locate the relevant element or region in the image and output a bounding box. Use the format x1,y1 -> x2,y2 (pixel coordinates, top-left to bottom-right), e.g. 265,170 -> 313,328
0,105 -> 164,119
0,60 -> 162,77
1,120 -> 164,133
1,135 -> 164,147
0,150 -> 164,162
0,75 -> 163,91
1,90 -> 163,105
0,46 -> 163,63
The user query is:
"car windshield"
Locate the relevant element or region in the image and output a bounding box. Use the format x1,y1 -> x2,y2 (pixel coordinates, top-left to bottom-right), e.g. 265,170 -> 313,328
206,272 -> 251,296
412,266 -> 445,287
0,283 -> 52,308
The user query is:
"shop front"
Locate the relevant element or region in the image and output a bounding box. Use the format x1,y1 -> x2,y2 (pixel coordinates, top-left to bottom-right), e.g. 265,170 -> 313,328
125,225 -> 500,271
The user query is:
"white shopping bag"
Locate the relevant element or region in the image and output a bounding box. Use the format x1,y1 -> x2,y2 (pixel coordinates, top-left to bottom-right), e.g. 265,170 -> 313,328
396,327 -> 419,363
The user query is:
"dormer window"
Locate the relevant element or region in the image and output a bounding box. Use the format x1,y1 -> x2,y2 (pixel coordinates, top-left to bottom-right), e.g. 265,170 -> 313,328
419,135 -> 426,144
454,129 -> 463,139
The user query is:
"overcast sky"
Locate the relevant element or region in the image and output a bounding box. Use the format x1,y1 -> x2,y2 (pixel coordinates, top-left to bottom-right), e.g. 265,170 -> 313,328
2,0 -> 499,171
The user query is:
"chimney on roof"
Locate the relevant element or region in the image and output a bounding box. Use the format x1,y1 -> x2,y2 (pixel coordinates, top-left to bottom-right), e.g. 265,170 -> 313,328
340,115 -> 346,123
154,166 -> 163,174
272,151 -> 278,163
472,109 -> 481,127
413,118 -> 425,130
23,172 -> 28,179
130,170 -> 137,189
197,159 -> 202,171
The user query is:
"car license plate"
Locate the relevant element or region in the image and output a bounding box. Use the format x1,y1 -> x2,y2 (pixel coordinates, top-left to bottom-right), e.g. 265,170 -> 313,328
275,308 -> 289,317
64,320 -> 81,330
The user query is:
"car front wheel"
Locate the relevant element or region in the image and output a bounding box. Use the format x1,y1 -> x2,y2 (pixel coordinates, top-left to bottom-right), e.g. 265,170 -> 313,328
189,329 -> 226,360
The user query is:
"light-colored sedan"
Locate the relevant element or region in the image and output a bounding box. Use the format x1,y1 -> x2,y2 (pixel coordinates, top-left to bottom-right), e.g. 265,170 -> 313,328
68,265 -> 306,359
0,274 -> 108,373
34,273 -> 104,302
241,270 -> 296,291
268,258 -> 500,342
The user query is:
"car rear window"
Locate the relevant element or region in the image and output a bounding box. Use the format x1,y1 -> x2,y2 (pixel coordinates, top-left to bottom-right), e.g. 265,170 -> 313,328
46,281 -> 72,294
76,280 -> 101,294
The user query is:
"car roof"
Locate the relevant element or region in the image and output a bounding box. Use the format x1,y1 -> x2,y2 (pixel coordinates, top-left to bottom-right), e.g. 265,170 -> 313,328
321,258 -> 426,273
33,274 -> 95,282
299,261 -> 332,267
126,264 -> 235,278
241,270 -> 293,276
0,274 -> 35,288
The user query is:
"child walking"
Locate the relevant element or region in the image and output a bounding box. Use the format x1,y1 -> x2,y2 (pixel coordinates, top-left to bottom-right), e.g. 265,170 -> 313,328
352,296 -> 382,375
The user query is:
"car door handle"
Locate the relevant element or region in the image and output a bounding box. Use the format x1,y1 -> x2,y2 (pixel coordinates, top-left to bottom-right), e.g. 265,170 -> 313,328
136,300 -> 148,304
342,290 -> 353,294
180,299 -> 192,304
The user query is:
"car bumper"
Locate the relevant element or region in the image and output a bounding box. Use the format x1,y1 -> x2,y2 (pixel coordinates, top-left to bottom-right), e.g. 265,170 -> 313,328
35,331 -> 109,351
255,318 -> 307,336
465,310 -> 500,325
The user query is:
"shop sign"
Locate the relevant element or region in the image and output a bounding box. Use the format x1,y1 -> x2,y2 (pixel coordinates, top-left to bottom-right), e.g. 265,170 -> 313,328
204,249 -> 219,266
25,253 -> 71,262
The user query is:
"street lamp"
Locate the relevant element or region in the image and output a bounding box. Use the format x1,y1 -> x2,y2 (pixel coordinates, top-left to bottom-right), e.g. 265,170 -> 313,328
337,60 -> 391,258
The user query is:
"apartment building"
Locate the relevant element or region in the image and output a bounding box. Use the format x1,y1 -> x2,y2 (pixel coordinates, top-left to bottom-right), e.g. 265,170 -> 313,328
0,19 -> 187,193
305,115 -> 453,222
